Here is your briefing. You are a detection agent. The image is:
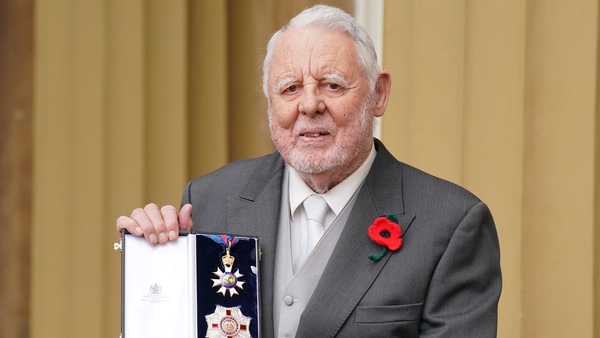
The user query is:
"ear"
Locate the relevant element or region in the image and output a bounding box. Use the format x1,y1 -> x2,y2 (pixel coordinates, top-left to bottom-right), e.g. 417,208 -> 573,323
373,70 -> 391,118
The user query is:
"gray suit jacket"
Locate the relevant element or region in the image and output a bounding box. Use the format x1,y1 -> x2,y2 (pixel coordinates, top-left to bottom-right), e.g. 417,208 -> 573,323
182,139 -> 501,337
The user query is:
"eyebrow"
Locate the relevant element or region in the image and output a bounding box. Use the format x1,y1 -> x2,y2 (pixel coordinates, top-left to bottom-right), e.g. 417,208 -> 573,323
273,73 -> 350,94
274,77 -> 298,94
323,73 -> 349,88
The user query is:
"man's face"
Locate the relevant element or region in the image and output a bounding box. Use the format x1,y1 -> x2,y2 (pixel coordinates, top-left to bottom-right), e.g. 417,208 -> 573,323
267,27 -> 379,176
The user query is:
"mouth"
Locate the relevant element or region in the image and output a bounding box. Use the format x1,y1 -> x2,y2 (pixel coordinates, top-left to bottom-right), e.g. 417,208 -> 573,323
301,131 -> 329,138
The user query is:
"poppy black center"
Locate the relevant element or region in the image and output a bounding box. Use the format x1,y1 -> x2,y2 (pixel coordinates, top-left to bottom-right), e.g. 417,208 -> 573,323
379,230 -> 391,238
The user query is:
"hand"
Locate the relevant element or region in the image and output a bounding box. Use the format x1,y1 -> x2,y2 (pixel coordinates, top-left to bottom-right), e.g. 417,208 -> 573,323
116,203 -> 194,245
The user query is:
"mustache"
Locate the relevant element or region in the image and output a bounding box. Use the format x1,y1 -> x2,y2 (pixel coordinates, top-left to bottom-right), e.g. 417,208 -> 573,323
292,114 -> 337,134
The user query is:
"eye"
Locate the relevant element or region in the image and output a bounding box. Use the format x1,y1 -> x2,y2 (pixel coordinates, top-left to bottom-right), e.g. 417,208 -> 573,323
324,82 -> 345,92
283,85 -> 299,94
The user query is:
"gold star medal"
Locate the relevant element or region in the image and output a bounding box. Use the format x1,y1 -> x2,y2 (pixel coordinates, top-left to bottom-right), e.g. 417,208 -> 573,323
210,235 -> 245,297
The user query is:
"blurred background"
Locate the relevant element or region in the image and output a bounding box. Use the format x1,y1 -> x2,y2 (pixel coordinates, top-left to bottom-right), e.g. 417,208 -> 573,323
1,0 -> 599,337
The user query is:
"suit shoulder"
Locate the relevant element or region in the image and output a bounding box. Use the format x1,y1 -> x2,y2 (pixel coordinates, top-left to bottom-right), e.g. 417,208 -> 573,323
372,141 -> 481,208
185,151 -> 284,197
398,161 -> 483,212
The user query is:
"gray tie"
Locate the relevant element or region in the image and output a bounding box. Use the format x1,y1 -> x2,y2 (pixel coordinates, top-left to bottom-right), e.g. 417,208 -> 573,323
295,195 -> 328,273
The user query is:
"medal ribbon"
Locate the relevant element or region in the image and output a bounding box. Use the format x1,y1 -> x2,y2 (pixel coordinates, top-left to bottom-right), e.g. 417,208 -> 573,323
209,234 -> 238,248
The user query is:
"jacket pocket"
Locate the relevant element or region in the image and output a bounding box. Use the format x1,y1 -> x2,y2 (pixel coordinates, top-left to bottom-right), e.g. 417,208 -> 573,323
355,303 -> 423,323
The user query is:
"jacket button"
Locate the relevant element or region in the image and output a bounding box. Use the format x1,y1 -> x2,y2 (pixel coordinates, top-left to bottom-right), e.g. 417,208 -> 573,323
283,295 -> 294,306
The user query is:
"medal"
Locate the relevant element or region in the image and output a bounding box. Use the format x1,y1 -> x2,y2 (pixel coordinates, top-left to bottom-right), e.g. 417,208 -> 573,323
205,305 -> 251,338
210,235 -> 245,297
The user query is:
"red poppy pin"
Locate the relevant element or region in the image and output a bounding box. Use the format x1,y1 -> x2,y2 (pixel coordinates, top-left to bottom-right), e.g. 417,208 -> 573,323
368,213 -> 402,262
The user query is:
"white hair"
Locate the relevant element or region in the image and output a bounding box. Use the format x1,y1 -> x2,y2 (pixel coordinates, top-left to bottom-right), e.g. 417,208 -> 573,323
262,4 -> 380,98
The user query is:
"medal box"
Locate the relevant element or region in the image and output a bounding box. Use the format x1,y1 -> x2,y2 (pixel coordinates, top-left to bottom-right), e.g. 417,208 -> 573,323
119,232 -> 260,338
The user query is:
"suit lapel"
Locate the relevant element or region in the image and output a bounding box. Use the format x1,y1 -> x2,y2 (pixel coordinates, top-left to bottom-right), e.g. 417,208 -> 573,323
297,140 -> 416,337
225,153 -> 285,338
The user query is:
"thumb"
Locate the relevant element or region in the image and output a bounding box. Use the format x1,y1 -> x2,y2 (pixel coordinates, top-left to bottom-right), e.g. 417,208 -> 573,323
178,204 -> 194,231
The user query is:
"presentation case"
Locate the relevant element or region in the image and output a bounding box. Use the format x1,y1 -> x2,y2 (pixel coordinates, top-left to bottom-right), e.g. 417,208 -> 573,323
119,232 -> 260,338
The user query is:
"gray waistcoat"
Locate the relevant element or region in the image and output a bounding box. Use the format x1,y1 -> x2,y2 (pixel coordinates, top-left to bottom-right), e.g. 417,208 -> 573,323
273,168 -> 359,337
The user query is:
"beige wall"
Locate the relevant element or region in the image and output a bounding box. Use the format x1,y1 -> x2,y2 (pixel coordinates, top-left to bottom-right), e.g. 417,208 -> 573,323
29,0 -> 600,337
383,1 -> 599,337
30,1 -> 351,337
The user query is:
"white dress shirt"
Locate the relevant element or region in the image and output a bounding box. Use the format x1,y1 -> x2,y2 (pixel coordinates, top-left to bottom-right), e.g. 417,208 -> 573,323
288,145 -> 377,272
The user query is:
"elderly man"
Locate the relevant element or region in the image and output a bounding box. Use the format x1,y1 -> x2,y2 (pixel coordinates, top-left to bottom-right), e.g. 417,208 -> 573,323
117,4 -> 501,337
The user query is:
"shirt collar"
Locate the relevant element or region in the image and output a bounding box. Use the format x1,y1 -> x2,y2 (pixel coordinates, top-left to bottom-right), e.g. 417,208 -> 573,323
289,144 -> 377,220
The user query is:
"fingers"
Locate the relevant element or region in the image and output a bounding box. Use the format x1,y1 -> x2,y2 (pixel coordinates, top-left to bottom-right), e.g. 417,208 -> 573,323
161,205 -> 180,241
178,204 -> 194,231
116,215 -> 143,239
115,203 -> 183,245
130,204 -> 159,244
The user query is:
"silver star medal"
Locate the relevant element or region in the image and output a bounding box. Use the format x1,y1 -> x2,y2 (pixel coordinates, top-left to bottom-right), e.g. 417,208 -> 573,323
205,305 -> 251,338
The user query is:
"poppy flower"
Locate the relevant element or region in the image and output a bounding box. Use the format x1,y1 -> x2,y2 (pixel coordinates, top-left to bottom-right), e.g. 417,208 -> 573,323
368,213 -> 402,261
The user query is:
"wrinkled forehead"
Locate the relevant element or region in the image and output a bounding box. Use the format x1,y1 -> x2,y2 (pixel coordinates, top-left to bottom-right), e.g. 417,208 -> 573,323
269,27 -> 360,77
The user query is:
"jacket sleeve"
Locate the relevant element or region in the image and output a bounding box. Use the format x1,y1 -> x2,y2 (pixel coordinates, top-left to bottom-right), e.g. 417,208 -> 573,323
419,201 -> 502,337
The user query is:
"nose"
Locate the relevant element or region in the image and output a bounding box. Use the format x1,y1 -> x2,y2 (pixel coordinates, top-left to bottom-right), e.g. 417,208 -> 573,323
298,85 -> 325,116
